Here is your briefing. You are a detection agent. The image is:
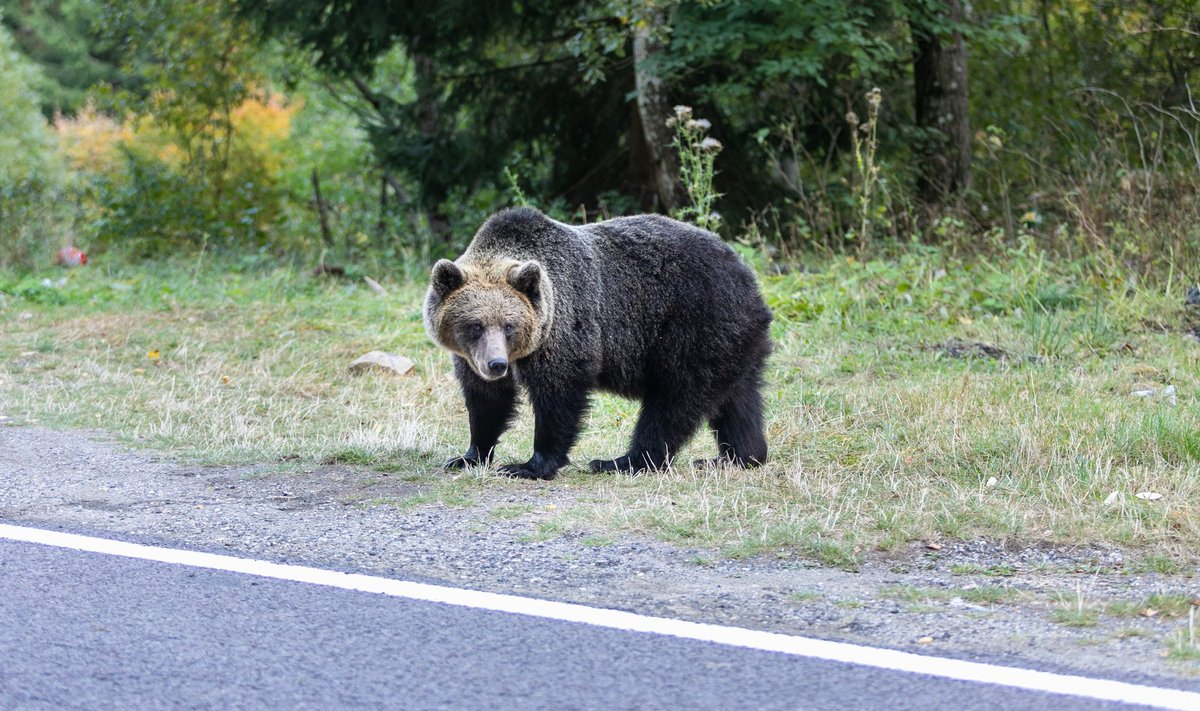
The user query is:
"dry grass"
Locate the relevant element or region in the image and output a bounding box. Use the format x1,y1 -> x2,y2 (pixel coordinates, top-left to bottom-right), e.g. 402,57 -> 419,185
2,251 -> 1200,566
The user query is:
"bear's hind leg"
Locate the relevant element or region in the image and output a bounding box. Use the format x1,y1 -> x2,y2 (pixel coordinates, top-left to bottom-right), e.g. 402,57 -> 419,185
709,377 -> 767,467
590,395 -> 706,473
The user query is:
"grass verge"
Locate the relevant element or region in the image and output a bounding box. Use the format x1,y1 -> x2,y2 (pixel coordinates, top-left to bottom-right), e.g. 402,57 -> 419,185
2,246 -> 1199,564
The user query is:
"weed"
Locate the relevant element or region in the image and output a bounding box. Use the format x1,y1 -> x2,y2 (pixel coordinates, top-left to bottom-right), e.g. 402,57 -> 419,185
520,521 -> 568,543
1052,588 -> 1101,628
959,586 -> 1018,605
951,563 -> 1018,577
788,590 -> 822,603
668,106 -> 723,231
491,504 -> 535,520
1132,556 -> 1184,575
1164,608 -> 1200,662
846,88 -> 884,244
1109,594 -> 1197,620
882,585 -> 942,602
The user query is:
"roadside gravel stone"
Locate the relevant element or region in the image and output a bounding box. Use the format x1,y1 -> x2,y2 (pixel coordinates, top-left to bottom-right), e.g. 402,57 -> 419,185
1,426 -> 1197,685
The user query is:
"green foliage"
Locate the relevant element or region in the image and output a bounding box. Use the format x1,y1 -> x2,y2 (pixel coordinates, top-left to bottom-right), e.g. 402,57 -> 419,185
2,0 -> 1199,271
88,0 -> 262,250
0,0 -> 133,116
0,21 -> 69,269
0,23 -> 57,185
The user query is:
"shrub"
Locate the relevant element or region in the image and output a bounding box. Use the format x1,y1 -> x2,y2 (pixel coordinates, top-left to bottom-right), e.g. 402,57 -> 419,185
0,23 -> 69,269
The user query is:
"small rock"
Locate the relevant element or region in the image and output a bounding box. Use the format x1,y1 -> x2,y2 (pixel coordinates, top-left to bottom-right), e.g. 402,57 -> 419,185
348,351 -> 415,376
1131,385 -> 1177,405
1185,286 -> 1200,307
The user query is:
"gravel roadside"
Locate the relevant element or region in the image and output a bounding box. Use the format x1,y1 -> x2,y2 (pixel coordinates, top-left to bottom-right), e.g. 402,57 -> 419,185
1,425 -> 1197,687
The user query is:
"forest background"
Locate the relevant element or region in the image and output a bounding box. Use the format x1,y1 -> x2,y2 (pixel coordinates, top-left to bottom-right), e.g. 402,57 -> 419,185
2,0 -> 1197,273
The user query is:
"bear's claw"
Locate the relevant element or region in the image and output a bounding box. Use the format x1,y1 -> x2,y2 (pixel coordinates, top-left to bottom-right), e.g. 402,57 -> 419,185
498,451 -> 566,480
589,455 -> 657,474
498,463 -> 556,480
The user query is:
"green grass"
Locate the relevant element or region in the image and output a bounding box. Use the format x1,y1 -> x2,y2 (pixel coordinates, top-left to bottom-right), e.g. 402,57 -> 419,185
881,584 -> 1017,605
787,590 -> 822,603
950,563 -> 1019,577
1052,604 -> 1101,628
490,504 -> 536,520
520,521 -> 569,543
1107,594 -> 1197,620
3,245 -> 1200,565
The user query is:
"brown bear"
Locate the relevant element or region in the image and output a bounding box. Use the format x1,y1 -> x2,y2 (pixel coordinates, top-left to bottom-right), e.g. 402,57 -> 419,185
424,207 -> 771,480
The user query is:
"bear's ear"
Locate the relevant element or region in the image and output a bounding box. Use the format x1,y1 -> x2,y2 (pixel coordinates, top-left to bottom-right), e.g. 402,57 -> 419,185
508,260 -> 543,302
431,259 -> 465,297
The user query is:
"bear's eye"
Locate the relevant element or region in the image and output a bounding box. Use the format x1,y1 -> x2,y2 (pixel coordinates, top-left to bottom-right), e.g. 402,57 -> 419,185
503,323 -> 515,338
467,323 -> 484,339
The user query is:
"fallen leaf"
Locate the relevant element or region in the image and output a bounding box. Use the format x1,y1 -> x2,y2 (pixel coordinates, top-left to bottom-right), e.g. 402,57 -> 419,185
147,349 -> 161,361
1135,491 -> 1163,501
1141,608 -> 1158,618
926,543 -> 942,551
917,636 -> 934,644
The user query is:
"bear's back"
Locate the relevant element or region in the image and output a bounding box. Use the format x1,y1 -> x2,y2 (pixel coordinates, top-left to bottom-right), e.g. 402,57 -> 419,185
579,214 -> 770,397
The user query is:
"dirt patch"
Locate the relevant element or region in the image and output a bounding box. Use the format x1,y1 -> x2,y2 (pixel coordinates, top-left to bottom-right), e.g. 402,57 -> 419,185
1,426 -> 1197,685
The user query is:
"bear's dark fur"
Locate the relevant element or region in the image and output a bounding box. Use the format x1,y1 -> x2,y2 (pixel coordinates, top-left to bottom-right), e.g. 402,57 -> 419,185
424,207 -> 771,480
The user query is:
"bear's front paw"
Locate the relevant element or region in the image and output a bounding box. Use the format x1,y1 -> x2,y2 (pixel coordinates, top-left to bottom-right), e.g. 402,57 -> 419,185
589,456 -> 633,473
498,451 -> 565,480
589,454 -> 659,474
443,445 -> 489,469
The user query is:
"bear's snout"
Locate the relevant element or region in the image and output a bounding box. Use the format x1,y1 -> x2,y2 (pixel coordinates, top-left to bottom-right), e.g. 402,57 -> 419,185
471,327 -> 512,380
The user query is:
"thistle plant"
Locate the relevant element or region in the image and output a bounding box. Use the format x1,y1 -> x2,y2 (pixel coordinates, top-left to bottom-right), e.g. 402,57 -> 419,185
667,105 -> 723,231
847,87 -> 883,242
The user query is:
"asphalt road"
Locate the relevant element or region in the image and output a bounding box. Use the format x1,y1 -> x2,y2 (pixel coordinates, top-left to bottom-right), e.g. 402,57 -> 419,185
0,535 -> 1175,711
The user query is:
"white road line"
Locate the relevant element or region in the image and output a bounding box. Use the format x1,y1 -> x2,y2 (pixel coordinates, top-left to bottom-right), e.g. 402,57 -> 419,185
1,523 -> 1197,710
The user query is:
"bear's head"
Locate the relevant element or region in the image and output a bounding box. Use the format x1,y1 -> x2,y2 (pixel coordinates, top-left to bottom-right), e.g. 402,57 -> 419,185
423,258 -> 551,381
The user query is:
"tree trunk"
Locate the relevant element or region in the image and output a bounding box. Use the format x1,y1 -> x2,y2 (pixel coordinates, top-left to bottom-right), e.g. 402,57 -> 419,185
632,10 -> 680,213
310,168 -> 333,246
911,0 -> 971,205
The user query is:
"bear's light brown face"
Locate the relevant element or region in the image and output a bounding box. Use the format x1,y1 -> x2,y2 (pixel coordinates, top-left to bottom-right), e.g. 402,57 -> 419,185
424,259 -> 544,381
